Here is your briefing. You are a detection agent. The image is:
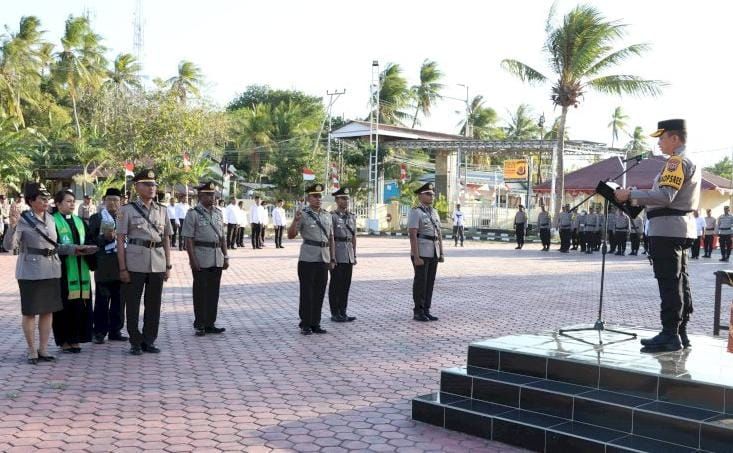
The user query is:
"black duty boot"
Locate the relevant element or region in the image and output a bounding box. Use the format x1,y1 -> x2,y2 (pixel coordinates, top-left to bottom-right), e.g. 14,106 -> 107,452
679,322 -> 691,348
413,310 -> 429,322
640,331 -> 682,352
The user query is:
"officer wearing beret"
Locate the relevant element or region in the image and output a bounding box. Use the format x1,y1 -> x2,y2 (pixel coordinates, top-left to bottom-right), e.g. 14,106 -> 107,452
408,182 -> 443,322
182,181 -> 228,337
116,169 -> 172,355
287,183 -> 335,335
616,119 -> 700,352
328,187 -> 357,323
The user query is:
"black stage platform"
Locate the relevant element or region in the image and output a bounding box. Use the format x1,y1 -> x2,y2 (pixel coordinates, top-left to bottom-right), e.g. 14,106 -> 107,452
413,327 -> 733,452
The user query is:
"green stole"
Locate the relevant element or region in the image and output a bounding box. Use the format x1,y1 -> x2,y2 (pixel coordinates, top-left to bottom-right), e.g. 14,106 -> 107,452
53,212 -> 91,300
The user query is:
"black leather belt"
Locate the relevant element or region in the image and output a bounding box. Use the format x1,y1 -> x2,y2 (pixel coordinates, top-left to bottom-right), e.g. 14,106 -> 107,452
194,241 -> 218,248
417,233 -> 437,241
615,228 -> 628,231
706,228 -> 715,231
26,247 -> 57,257
128,238 -> 163,248
646,208 -> 692,219
334,237 -> 352,242
304,239 -> 328,247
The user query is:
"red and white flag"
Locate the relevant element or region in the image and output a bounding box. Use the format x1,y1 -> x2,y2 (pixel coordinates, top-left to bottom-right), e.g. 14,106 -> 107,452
303,168 -> 315,181
124,162 -> 135,177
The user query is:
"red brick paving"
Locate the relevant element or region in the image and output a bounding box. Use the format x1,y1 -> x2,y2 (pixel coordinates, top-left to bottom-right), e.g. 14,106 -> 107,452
0,237 -> 726,452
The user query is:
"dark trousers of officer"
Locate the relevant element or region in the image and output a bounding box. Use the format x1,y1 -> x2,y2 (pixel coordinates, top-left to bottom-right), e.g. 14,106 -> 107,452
578,231 -> 586,252
251,223 -> 262,248
328,263 -> 353,317
616,231 -> 628,254
453,225 -> 464,246
412,256 -> 438,315
720,234 -> 732,260
297,261 -> 328,328
608,230 -> 617,253
123,272 -> 164,347
540,228 -> 550,249
515,224 -> 525,247
170,220 -> 179,250
94,281 -> 123,337
691,236 -> 702,258
192,267 -> 222,329
703,234 -> 714,257
559,229 -> 571,251
226,223 -> 238,248
649,237 -> 693,334
274,226 -> 284,247
571,229 -> 579,249
630,233 -> 641,254
260,224 -> 266,244
594,232 -> 602,250
236,226 -> 245,247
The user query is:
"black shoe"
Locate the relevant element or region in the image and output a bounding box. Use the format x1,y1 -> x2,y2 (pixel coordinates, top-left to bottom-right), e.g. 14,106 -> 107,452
93,335 -> 105,345
108,332 -> 129,341
130,346 -> 143,355
37,351 -> 56,362
70,347 -> 81,354
331,315 -> 347,322
639,332 -> 682,352
204,326 -> 226,334
27,354 -> 38,365
425,313 -> 439,321
312,326 -> 327,334
413,313 -> 430,322
300,327 -> 312,335
680,331 -> 691,348
195,328 -> 206,337
343,315 -> 356,322
515,246 -> 521,249
141,344 -> 160,353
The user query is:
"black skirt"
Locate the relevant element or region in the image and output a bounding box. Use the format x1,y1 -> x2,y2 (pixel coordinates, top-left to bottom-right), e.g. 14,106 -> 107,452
18,278 -> 63,316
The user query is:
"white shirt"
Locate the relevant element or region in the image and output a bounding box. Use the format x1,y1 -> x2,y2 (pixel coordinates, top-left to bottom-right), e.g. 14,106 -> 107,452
695,216 -> 706,236
258,205 -> 268,225
272,207 -> 286,226
452,210 -> 465,227
224,204 -> 239,224
236,206 -> 248,226
249,203 -> 260,223
166,205 -> 177,222
175,202 -> 189,220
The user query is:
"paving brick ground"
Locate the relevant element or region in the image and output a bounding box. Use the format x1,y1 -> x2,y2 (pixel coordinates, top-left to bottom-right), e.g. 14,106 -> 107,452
0,237 -> 728,452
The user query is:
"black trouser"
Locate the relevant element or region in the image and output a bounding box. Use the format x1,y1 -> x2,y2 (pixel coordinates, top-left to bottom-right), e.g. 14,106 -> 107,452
559,228 -> 571,251
298,261 -> 329,328
540,228 -> 550,249
608,230 -> 616,253
514,224 -> 525,247
578,231 -> 586,252
594,231 -> 602,250
704,234 -> 714,256
274,226 -> 284,247
53,297 -> 91,346
412,256 -> 438,314
123,271 -> 164,347
170,220 -> 179,249
691,236 -> 702,258
453,225 -> 464,246
648,236 -> 693,334
615,231 -> 628,253
251,223 -> 262,248
236,226 -> 245,247
260,224 -> 266,244
571,229 -> 579,249
643,234 -> 649,253
93,281 -> 123,337
721,234 -> 732,259
226,223 -> 238,248
329,263 -> 353,317
630,233 -> 641,254
192,267 -> 223,329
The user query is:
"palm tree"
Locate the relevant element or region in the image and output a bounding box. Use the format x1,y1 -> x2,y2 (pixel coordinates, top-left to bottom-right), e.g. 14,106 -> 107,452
107,53 -> 141,94
166,60 -> 202,103
608,106 -> 629,148
410,59 -> 444,128
501,4 -> 664,219
505,104 -> 540,140
626,126 -> 648,153
232,103 -> 273,174
458,95 -> 502,139
376,63 -> 411,125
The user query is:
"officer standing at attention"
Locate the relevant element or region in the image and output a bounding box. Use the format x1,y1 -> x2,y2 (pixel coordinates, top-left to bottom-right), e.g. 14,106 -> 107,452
537,206 -> 551,251
557,204 -> 572,253
116,169 -> 172,355
328,187 -> 357,323
576,210 -> 587,253
615,119 -> 700,352
703,208 -> 716,258
513,205 -> 527,250
613,209 -> 630,256
408,182 -> 443,322
717,206 -> 733,262
584,207 -> 597,254
607,207 -> 618,254
629,214 -> 643,256
182,181 -> 229,337
287,183 -> 335,335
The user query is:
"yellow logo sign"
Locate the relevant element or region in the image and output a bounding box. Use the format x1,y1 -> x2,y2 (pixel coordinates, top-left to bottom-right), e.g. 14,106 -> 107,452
659,156 -> 684,190
147,171 -> 155,178
504,159 -> 528,180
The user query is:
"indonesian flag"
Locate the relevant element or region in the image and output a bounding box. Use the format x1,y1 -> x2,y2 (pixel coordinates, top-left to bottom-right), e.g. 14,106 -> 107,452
183,152 -> 191,170
399,163 -> 407,182
303,168 -> 315,181
124,162 -> 135,177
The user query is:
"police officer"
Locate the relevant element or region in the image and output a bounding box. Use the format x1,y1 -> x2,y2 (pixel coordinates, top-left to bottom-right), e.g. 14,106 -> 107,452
182,181 -> 229,337
328,187 -> 357,323
557,204 -> 572,253
703,208 -> 716,258
570,209 -> 579,251
513,205 -> 527,250
576,210 -> 587,252
613,210 -> 630,256
116,169 -> 172,355
584,207 -> 597,254
615,119 -> 699,352
537,206 -> 551,251
607,207 -> 618,254
408,182 -> 443,321
629,214 -> 643,256
717,206 -> 733,262
287,183 -> 334,335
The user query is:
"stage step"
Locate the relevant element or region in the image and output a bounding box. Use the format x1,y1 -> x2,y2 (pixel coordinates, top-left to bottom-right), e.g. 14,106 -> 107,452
413,327 -> 733,452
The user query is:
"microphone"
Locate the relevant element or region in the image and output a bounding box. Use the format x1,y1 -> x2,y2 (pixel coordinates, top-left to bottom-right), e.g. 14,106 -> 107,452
622,153 -> 646,163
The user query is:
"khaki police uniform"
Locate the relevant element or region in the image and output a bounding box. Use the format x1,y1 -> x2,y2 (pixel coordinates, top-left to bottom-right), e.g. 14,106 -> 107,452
629,216 -> 643,255
537,210 -> 551,251
328,188 -> 357,322
558,208 -> 572,252
576,212 -> 587,252
408,183 -> 443,319
703,214 -> 716,257
613,211 -> 630,255
513,210 -> 527,249
717,213 -> 733,261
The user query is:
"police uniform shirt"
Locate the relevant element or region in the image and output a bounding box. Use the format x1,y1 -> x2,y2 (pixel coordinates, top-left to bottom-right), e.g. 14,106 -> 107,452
538,211 -> 551,229
118,200 -> 172,273
717,214 -> 733,235
705,215 -> 716,233
298,207 -> 333,263
181,203 -> 225,268
576,213 -> 586,230
614,212 -> 630,231
558,211 -> 572,229
332,210 -> 356,264
584,213 -> 596,232
514,211 -> 527,225
630,146 -> 700,238
408,204 -> 441,258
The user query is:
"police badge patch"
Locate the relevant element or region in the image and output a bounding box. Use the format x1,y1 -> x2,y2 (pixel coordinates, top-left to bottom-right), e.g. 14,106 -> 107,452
659,155 -> 684,190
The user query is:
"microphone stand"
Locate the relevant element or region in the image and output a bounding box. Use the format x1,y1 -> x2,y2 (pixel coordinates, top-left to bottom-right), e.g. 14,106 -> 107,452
559,157 -> 644,345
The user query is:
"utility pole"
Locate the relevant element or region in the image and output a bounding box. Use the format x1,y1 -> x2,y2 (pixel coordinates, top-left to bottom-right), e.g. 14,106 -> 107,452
368,61 -> 380,232
324,89 -> 345,186
457,84 -> 470,205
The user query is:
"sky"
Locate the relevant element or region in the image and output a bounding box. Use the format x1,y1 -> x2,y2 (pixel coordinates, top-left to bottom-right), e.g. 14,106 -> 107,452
5,0 -> 733,166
